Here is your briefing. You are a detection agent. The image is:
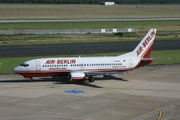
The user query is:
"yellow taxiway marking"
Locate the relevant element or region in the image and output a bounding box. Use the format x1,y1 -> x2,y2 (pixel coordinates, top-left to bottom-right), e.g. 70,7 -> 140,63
103,87 -> 163,120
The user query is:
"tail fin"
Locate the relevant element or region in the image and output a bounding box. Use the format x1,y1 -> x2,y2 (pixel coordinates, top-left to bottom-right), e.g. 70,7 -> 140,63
133,29 -> 157,59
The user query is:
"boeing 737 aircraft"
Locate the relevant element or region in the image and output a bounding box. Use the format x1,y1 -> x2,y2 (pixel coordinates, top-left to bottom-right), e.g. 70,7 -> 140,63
14,29 -> 156,82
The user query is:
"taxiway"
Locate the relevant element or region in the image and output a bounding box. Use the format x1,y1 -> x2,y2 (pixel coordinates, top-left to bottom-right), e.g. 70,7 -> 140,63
1,40 -> 180,58
0,64 -> 180,120
1,17 -> 180,23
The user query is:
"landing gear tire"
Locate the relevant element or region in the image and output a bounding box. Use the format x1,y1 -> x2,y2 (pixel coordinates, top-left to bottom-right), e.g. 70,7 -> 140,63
52,76 -> 57,79
88,76 -> 95,82
29,77 -> 33,82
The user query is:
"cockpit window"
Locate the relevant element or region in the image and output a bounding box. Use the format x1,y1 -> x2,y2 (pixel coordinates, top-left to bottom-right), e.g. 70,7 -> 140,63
20,63 -> 29,67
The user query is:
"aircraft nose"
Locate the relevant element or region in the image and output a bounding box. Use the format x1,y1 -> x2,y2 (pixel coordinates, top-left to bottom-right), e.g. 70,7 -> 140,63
13,66 -> 21,73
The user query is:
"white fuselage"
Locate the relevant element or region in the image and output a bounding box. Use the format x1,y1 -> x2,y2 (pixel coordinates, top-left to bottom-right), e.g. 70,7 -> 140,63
14,55 -> 137,78
14,29 -> 156,81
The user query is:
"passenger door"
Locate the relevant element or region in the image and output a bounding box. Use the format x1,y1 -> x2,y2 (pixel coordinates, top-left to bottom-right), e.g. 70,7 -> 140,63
35,61 -> 41,71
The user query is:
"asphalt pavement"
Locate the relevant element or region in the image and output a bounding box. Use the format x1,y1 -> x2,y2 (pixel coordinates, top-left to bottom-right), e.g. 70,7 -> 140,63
0,17 -> 180,23
0,40 -> 180,58
0,65 -> 180,120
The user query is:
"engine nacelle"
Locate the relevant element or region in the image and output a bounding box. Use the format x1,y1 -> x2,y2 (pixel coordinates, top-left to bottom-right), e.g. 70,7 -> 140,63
68,72 -> 86,82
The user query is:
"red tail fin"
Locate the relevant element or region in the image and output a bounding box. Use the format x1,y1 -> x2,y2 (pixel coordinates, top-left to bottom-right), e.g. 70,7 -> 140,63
142,42 -> 153,58
133,29 -> 156,59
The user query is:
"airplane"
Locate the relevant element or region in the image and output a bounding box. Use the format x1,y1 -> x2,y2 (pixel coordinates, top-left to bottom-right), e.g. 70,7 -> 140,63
14,29 -> 156,82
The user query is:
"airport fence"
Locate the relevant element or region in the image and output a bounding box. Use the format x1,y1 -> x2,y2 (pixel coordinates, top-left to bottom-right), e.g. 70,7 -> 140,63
0,28 -> 138,35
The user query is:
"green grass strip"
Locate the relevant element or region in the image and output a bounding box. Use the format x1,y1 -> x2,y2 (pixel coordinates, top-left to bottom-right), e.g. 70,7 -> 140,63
1,20 -> 180,30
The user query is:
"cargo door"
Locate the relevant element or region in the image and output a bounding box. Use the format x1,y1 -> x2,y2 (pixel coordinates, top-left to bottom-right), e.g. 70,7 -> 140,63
129,59 -> 133,68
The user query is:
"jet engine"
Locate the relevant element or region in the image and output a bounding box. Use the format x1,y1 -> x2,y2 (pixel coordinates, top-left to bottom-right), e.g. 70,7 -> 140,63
68,72 -> 86,82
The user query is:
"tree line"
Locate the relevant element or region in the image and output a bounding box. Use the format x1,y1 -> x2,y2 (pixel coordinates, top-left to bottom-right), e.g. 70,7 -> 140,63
0,0 -> 180,4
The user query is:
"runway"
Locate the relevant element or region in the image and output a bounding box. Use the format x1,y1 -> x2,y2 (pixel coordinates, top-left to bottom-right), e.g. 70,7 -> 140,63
0,64 -> 180,120
0,40 -> 180,58
0,17 -> 180,23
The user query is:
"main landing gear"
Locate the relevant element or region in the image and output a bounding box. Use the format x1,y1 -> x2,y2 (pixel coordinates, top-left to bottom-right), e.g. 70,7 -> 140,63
88,76 -> 95,82
29,77 -> 33,82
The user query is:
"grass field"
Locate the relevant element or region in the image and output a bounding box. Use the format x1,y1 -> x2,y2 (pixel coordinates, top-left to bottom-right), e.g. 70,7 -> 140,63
0,50 -> 180,74
0,34 -> 180,46
1,20 -> 180,30
0,4 -> 180,19
0,4 -> 180,46
0,20 -> 180,46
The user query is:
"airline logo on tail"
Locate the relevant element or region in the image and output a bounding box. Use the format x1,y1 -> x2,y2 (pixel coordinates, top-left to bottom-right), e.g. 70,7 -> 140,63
136,30 -> 156,56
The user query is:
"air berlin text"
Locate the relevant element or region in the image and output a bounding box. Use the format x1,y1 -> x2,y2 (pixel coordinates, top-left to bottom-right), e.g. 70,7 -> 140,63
45,59 -> 76,64
137,30 -> 155,56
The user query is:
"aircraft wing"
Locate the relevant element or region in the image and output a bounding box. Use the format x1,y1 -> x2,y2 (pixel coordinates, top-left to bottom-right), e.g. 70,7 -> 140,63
71,70 -> 124,76
84,71 -> 124,76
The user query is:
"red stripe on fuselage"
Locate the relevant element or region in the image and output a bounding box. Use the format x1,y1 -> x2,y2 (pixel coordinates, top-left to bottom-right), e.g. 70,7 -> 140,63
15,68 -> 131,78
